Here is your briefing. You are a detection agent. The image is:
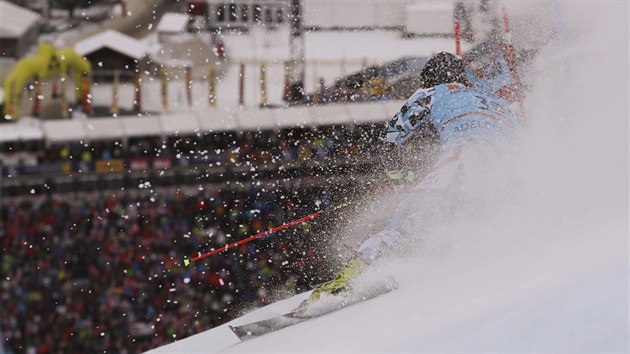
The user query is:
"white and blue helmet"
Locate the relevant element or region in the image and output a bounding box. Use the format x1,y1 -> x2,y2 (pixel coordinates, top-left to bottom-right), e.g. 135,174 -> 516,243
385,51 -> 468,147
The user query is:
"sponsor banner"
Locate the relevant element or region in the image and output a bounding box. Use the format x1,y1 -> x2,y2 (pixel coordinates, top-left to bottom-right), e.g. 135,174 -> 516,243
78,162 -> 94,173
2,166 -> 18,176
38,163 -> 63,174
61,162 -> 73,174
95,159 -> 124,173
17,165 -> 39,175
153,156 -> 172,169
130,158 -> 150,171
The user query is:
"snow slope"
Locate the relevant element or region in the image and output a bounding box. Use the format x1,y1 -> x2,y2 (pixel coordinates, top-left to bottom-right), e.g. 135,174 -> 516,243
147,2 -> 628,353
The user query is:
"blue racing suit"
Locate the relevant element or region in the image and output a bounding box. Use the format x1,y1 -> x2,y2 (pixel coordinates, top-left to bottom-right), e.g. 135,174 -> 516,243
358,81 -> 518,263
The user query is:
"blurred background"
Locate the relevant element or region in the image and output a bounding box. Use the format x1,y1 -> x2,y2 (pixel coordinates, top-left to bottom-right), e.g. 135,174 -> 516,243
0,0 -> 544,352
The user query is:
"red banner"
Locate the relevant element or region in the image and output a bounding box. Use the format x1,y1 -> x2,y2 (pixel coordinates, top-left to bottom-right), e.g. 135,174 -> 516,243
153,156 -> 172,169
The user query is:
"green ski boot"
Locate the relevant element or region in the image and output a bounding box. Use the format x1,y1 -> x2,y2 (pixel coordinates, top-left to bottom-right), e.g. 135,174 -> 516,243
308,257 -> 366,302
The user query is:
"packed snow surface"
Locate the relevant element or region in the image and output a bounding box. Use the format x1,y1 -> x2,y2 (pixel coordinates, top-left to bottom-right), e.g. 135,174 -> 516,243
147,2 -> 628,353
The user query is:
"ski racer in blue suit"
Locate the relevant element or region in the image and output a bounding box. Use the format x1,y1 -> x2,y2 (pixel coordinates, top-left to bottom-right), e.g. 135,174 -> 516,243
309,51 -> 519,301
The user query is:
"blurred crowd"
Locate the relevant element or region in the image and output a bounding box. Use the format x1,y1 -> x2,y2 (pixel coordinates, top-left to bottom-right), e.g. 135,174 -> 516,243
1,184 -> 347,354
0,124 -> 386,353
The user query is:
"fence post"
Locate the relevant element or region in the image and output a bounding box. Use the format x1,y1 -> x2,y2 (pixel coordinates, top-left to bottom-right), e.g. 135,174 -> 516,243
283,62 -> 290,102
110,70 -> 119,115
81,74 -> 91,114
133,71 -> 142,113
5,83 -> 16,120
60,77 -> 68,118
239,62 -> 245,106
51,79 -> 59,99
259,61 -> 268,107
312,60 -> 318,94
208,60 -> 217,107
160,67 -> 168,111
32,78 -> 41,117
313,77 -> 325,104
185,66 -> 192,108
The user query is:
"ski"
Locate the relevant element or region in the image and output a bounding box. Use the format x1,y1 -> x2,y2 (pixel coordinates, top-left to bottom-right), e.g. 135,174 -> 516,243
229,283 -> 395,340
229,310 -> 307,339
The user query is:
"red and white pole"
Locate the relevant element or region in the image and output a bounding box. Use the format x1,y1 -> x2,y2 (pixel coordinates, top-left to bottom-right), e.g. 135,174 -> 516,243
501,6 -> 526,120
454,19 -> 462,58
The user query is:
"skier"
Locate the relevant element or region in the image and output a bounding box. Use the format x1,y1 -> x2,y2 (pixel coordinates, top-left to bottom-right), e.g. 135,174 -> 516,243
309,51 -> 519,301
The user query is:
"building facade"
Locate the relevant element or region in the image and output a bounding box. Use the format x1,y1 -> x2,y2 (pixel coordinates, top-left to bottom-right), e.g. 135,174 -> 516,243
0,0 -> 40,59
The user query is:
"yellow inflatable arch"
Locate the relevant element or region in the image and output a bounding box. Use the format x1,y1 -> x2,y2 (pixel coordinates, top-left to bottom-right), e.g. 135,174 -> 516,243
3,42 -> 92,120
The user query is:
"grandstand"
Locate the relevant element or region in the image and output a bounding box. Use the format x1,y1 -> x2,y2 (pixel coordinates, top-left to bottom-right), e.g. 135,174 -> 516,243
0,48 -> 406,354
1,107 -> 395,352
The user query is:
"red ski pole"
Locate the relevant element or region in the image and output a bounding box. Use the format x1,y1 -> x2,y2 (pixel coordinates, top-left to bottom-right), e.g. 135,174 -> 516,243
454,19 -> 462,58
500,6 -> 526,121
183,201 -> 352,267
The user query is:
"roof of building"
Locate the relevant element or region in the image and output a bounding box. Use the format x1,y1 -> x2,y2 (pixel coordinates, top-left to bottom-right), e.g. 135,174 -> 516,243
74,29 -> 148,60
156,12 -> 190,34
0,0 -> 40,38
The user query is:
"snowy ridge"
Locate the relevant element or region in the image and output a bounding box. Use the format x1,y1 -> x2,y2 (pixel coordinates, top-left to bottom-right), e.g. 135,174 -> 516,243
146,2 -> 628,353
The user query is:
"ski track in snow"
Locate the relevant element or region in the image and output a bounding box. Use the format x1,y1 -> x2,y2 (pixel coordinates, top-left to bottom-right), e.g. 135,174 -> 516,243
146,2 -> 628,353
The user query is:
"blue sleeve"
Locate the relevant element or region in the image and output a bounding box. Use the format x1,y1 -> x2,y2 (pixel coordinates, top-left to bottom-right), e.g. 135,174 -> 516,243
384,88 -> 434,146
466,50 -> 514,94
